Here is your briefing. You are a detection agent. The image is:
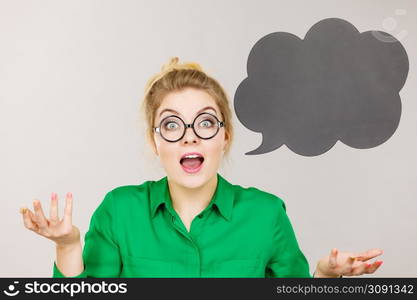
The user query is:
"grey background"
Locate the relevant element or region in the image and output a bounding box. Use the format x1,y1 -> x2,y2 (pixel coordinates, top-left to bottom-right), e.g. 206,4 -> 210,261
1,0 -> 416,277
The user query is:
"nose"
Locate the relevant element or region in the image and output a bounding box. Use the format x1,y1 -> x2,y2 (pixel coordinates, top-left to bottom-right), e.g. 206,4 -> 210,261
181,125 -> 200,144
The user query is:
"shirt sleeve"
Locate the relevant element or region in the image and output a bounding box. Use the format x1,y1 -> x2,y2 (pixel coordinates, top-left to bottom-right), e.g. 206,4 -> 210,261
266,197 -> 312,278
52,190 -> 122,278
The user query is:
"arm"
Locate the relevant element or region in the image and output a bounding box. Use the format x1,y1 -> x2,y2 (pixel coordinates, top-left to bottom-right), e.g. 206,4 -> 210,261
53,191 -> 122,278
54,239 -> 85,277
263,197 -> 383,278
20,192 -> 87,278
265,197 -> 312,278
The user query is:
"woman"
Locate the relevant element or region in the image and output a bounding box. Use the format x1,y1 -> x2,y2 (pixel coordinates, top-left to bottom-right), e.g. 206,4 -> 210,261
20,57 -> 383,278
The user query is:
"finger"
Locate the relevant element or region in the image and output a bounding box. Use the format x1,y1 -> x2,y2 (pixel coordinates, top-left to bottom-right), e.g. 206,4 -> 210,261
63,192 -> 73,224
33,199 -> 49,229
364,261 -> 383,274
354,248 -> 384,262
340,255 -> 356,275
329,248 -> 338,268
27,209 -> 42,231
21,207 -> 33,228
49,192 -> 59,222
21,208 -> 40,232
351,262 -> 369,276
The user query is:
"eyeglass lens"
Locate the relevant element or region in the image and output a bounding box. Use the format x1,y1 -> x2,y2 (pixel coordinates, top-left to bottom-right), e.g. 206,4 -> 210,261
160,113 -> 219,141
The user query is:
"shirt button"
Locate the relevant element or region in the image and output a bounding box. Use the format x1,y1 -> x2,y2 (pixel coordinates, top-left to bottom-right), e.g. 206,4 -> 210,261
198,214 -> 204,219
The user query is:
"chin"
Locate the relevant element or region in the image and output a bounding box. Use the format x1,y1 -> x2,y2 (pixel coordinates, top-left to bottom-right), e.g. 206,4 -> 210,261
177,174 -> 208,189
168,168 -> 215,190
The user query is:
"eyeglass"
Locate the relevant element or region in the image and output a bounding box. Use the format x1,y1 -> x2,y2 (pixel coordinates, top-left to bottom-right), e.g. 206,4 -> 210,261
153,112 -> 225,142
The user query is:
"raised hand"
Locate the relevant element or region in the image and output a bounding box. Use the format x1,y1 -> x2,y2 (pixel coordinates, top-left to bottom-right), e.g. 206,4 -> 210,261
314,248 -> 383,277
20,192 -> 80,246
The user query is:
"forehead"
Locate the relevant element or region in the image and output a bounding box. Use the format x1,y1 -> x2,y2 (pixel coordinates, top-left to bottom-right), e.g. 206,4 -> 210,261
156,88 -> 220,117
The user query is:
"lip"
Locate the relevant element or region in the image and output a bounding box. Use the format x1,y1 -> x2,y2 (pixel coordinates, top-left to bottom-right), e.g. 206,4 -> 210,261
180,152 -> 204,160
180,152 -> 204,174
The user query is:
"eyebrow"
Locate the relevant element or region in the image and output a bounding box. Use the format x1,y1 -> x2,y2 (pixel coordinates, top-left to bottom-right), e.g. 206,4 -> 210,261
159,106 -> 218,118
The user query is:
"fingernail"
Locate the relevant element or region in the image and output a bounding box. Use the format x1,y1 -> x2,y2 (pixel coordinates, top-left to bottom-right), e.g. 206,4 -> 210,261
376,261 -> 383,266
365,263 -> 371,268
68,192 -> 72,198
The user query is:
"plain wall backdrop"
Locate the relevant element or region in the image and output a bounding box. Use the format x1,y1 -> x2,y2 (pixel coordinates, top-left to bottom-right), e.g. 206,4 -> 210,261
1,0 -> 416,277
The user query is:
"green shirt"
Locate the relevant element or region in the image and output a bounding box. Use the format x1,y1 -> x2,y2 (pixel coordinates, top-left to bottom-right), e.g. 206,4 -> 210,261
53,173 -> 312,278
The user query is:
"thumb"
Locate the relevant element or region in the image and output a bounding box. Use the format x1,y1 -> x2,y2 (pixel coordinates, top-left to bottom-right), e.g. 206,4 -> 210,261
329,248 -> 338,268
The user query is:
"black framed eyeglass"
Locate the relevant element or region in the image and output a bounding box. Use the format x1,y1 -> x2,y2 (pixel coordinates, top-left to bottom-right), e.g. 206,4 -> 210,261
153,112 -> 225,142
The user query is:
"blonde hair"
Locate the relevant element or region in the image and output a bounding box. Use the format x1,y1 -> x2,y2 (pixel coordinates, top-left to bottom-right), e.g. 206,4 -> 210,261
139,57 -> 234,167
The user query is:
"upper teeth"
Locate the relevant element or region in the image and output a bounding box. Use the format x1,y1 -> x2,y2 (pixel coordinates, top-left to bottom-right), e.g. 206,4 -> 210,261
184,154 -> 200,159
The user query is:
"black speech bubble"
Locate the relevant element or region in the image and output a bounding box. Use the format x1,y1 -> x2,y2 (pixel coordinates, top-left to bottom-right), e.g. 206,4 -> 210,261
234,18 -> 409,156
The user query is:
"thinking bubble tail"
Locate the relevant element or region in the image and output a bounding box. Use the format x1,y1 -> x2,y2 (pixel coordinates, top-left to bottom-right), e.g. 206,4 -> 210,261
245,133 -> 284,155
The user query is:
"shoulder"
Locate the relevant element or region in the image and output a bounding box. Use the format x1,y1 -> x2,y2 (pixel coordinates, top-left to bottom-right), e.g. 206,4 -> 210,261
225,179 -> 289,230
99,179 -> 156,209
230,180 -> 286,213
110,180 -> 152,197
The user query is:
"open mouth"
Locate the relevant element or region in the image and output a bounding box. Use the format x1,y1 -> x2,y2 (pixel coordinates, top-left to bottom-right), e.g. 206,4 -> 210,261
180,154 -> 205,173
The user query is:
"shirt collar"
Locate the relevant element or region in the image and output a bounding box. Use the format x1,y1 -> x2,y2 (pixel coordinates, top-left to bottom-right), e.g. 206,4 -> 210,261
150,173 -> 235,221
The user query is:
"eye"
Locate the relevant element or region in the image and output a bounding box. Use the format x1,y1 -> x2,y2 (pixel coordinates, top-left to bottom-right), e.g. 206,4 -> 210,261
200,119 -> 214,128
164,121 -> 180,130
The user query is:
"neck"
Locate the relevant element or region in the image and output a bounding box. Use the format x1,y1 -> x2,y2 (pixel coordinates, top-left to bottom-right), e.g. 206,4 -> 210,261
168,174 -> 218,217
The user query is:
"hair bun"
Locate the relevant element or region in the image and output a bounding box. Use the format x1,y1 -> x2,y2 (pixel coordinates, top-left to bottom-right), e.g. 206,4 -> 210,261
161,56 -> 203,72
144,57 -> 204,96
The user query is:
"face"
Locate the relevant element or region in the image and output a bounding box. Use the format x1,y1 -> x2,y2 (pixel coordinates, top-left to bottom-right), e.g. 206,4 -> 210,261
153,87 -> 228,189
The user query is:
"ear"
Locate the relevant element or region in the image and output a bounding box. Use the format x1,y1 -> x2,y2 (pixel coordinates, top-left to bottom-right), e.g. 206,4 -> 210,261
150,135 -> 159,156
223,131 -> 229,152
153,142 -> 159,156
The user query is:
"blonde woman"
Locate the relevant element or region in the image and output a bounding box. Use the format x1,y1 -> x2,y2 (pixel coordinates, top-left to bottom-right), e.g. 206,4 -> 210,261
20,57 -> 383,278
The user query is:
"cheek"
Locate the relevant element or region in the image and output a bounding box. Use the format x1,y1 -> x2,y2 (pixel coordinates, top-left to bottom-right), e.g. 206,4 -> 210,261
154,136 -> 173,156
159,153 -> 177,173
158,144 -> 176,161
205,136 -> 225,158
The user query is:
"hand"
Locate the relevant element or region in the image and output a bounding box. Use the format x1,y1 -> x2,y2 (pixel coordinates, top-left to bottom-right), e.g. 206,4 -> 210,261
20,192 -> 80,247
314,248 -> 383,277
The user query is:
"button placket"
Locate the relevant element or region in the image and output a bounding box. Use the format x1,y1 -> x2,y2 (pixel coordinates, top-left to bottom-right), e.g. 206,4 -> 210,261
170,213 -> 201,277
189,208 -> 212,241
170,213 -> 193,242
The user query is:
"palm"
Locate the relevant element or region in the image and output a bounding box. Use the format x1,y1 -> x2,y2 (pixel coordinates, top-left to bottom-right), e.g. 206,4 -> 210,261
21,192 -> 80,245
316,248 -> 383,277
